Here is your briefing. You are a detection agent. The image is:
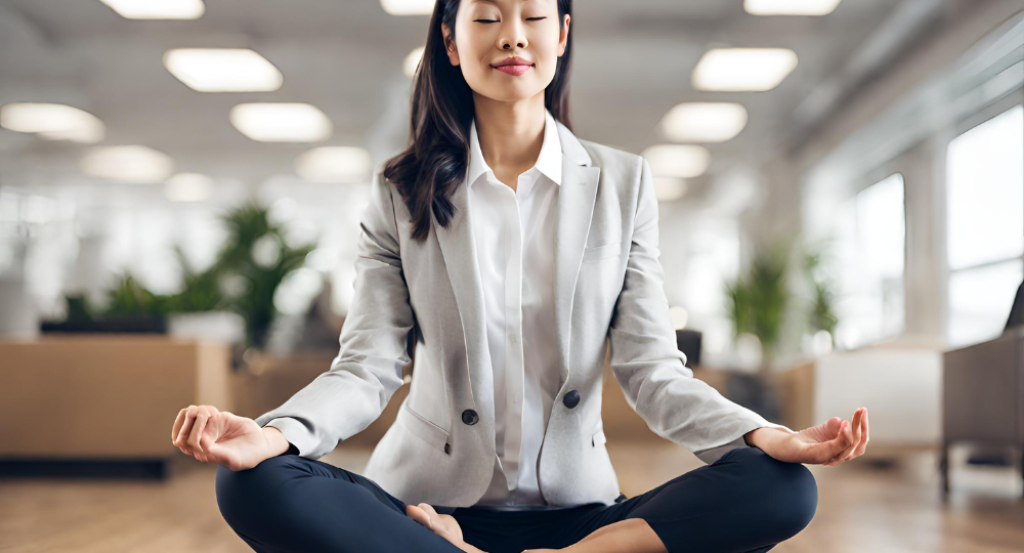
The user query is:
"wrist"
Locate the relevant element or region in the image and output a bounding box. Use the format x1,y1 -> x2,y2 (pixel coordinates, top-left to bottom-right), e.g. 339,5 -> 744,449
262,425 -> 293,458
744,426 -> 791,451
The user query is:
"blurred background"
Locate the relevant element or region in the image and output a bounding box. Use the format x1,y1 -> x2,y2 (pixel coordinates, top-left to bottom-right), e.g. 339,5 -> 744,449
0,0 -> 1022,552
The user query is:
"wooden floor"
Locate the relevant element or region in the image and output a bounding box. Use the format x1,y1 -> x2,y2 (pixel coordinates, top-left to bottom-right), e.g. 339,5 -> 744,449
1,442 -> 1021,553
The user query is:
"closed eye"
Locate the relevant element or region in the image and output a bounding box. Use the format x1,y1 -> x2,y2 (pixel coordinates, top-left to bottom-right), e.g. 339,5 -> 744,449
474,17 -> 546,23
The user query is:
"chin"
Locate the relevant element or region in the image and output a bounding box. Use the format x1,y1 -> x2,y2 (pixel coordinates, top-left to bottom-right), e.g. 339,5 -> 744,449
479,82 -> 545,103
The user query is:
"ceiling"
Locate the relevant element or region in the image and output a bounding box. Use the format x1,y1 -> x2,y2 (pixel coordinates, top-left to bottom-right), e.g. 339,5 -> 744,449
0,0 -> 952,191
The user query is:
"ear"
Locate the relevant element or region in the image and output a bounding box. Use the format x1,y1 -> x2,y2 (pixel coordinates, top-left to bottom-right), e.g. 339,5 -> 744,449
441,22 -> 461,66
557,14 -> 570,57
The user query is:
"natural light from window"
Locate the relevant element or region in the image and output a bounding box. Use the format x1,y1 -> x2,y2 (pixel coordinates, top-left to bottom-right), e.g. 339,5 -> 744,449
834,173 -> 906,349
946,104 -> 1024,347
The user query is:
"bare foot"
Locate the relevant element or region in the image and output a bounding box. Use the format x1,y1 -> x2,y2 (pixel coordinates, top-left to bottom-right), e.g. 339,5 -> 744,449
406,503 -> 489,553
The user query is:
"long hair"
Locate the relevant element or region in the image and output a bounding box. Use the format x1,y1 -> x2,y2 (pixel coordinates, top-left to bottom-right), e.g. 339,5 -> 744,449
383,0 -> 574,242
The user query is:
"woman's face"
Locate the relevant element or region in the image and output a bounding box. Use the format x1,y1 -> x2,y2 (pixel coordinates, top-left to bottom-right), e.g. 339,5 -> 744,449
442,0 -> 569,103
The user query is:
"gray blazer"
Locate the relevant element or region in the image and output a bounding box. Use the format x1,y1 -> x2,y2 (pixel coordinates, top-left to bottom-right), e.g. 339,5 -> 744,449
254,120 -> 790,508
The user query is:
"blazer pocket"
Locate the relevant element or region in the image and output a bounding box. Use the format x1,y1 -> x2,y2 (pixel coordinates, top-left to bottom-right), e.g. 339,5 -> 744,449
397,403 -> 451,454
582,240 -> 623,263
591,420 -> 607,447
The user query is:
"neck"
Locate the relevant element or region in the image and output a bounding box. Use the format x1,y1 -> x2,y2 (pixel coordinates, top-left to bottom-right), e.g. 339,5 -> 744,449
471,92 -> 547,174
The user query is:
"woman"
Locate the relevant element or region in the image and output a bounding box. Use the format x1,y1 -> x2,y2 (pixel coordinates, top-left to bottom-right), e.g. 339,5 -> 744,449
171,1 -> 869,552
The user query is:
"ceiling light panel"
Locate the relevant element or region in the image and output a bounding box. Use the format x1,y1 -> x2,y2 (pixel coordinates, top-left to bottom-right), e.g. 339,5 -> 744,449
164,173 -> 213,202
98,0 -> 205,20
229,103 -> 333,143
0,103 -> 105,143
745,0 -> 843,16
81,146 -> 174,182
295,147 -> 373,183
658,102 -> 748,143
692,48 -> 798,92
641,144 -> 711,179
381,0 -> 435,16
654,177 -> 688,202
164,48 -> 283,92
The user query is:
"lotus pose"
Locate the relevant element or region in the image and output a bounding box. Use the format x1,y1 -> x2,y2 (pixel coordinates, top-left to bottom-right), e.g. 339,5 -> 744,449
172,1 -> 869,551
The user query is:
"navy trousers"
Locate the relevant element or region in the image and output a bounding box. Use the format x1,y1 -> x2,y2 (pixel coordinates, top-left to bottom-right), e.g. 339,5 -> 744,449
215,446 -> 817,553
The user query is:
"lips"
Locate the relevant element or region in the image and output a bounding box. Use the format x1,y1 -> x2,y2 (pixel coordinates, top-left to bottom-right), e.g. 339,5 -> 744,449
491,56 -> 533,76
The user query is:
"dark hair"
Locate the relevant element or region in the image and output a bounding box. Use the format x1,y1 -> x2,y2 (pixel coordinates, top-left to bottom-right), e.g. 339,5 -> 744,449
383,0 -> 574,242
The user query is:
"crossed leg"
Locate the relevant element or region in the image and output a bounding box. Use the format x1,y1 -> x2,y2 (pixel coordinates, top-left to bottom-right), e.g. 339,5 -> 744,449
215,454 -> 467,553
215,446 -> 816,553
531,446 -> 819,553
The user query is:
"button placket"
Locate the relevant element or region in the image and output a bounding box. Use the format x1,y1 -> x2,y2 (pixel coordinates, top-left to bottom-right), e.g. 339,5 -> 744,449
500,183 -> 526,494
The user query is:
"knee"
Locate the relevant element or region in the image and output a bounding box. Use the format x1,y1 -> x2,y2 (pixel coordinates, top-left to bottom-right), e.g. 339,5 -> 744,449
215,455 -> 297,529
735,448 -> 818,540
771,459 -> 818,538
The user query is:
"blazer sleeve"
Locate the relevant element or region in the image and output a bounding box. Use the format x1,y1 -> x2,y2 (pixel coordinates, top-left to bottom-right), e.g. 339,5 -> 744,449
607,156 -> 794,465
253,169 -> 415,459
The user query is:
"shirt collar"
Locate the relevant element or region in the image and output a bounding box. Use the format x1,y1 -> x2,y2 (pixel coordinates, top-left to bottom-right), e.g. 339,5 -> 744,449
467,108 -> 563,188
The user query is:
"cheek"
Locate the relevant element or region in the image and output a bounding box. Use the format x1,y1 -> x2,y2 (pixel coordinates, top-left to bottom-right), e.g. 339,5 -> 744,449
531,29 -> 561,75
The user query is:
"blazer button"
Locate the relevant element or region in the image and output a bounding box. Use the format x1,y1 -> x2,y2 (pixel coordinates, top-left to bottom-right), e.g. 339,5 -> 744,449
563,390 -> 580,409
462,409 -> 479,425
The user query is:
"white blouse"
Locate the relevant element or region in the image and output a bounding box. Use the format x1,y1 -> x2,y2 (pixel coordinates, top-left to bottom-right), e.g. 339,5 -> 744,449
467,108 -> 563,508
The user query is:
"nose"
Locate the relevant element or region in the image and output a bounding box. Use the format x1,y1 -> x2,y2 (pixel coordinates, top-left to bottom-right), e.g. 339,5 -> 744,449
498,20 -> 528,51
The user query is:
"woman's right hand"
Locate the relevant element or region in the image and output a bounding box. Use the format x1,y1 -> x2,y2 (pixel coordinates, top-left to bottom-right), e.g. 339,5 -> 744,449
171,405 -> 287,471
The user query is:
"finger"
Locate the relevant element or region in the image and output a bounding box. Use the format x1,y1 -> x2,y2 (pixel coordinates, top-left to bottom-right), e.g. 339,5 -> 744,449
175,406 -> 198,453
842,408 -> 866,462
810,420 -> 850,463
826,416 -> 858,465
172,408 -> 188,442
852,408 -> 869,457
188,411 -> 211,454
840,408 -> 864,462
824,417 -> 843,438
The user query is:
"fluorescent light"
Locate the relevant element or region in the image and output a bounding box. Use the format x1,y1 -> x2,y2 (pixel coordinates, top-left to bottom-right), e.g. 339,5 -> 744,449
642,144 -> 710,179
295,146 -> 373,182
164,173 -> 213,202
404,46 -> 425,78
381,0 -> 435,15
229,103 -> 333,143
0,103 -> 105,143
98,0 -> 205,20
164,48 -> 283,92
745,0 -> 842,16
658,102 -> 748,143
80,146 -> 174,182
692,48 -> 798,91
654,177 -> 689,201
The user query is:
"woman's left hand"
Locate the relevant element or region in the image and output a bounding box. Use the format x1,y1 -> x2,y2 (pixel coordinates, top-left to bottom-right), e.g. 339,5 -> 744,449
746,407 -> 869,466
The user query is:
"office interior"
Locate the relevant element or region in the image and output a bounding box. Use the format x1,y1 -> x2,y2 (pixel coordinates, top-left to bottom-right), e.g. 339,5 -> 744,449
0,1 -> 1022,552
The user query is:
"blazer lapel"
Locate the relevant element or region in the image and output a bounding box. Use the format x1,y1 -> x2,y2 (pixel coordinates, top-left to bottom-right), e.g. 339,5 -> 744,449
432,178 -> 496,440
553,121 -> 600,388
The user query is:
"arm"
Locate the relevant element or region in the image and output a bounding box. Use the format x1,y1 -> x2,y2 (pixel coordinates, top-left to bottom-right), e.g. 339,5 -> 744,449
607,156 -> 793,465
253,169 -> 416,459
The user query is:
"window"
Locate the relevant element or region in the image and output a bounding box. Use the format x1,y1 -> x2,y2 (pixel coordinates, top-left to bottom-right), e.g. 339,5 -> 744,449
946,104 -> 1024,347
834,173 -> 906,349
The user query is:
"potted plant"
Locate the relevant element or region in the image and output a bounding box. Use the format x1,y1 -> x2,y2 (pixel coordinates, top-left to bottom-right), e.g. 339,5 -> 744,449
722,238 -> 793,420
43,199 -> 315,351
